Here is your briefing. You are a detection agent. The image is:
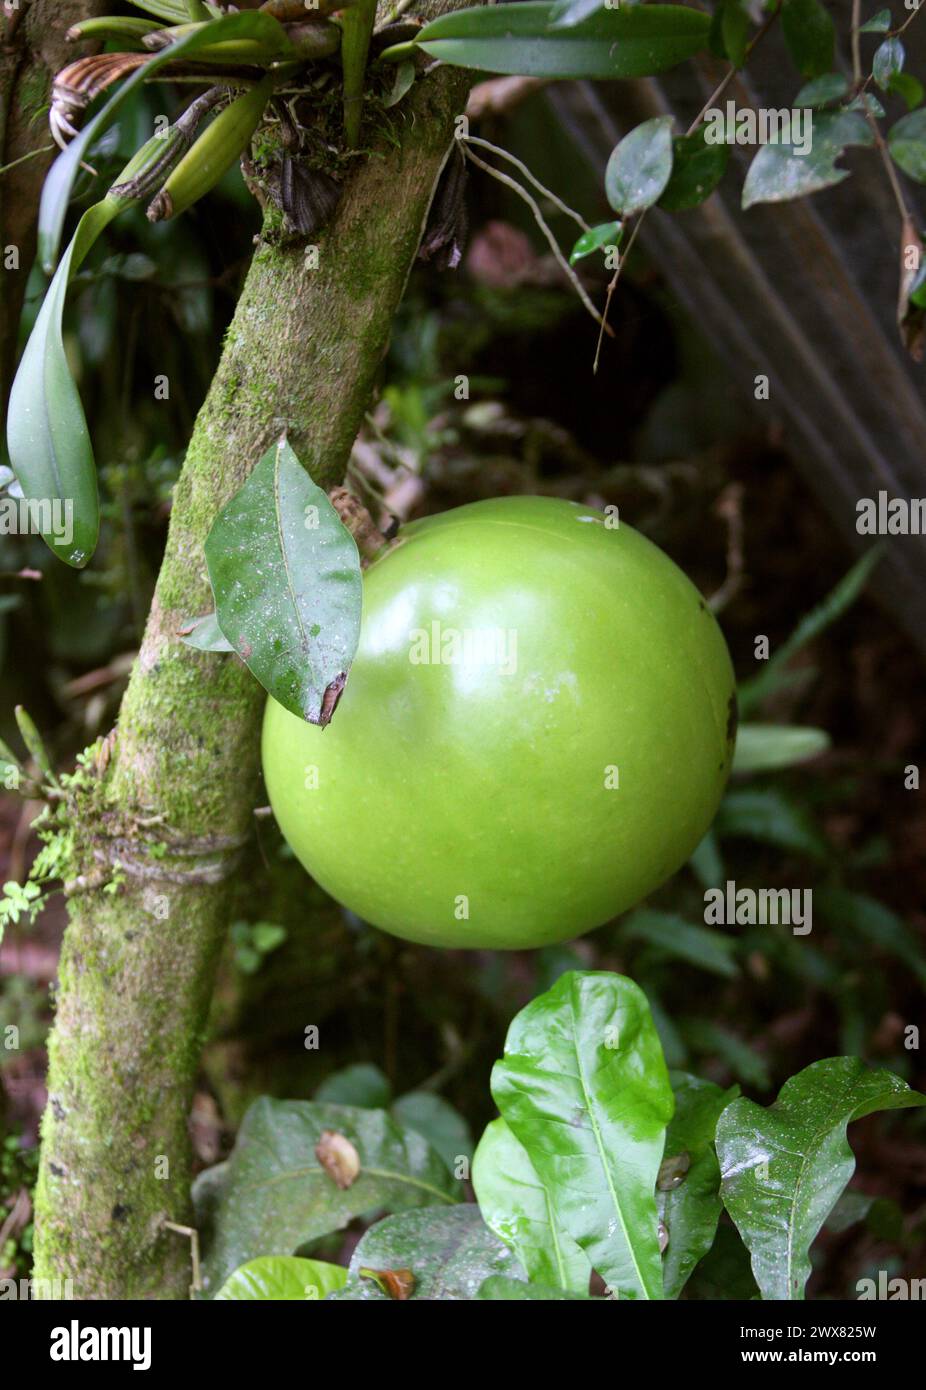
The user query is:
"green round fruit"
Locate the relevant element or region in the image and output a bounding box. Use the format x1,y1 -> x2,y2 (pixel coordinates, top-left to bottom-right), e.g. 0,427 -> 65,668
262,496 -> 736,950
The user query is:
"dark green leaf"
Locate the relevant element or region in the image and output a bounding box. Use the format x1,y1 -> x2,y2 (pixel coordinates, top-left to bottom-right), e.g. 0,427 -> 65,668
472,1117 -> 591,1291
889,109 -> 926,181
605,115 -> 675,216
742,110 -> 873,208
717,1058 -> 925,1300
781,0 -> 835,77
859,8 -> 892,31
392,1092 -> 474,1173
815,887 -> 926,987
204,438 -> 362,726
415,4 -> 712,79
179,612 -> 234,652
714,788 -> 829,859
330,1206 -> 524,1299
383,58 -> 416,108
658,130 -> 729,210
683,1220 -> 759,1298
214,1256 -> 348,1300
887,71 -> 924,110
38,11 -> 290,271
721,0 -> 751,68
193,1098 -> 461,1295
732,723 -> 830,774
794,73 -> 849,106
569,219 -> 622,264
738,547 -> 881,713
689,827 -> 725,891
659,1073 -> 737,1298
680,1019 -> 771,1091
477,1275 -> 592,1299
873,35 -> 904,89
618,909 -> 738,978
491,971 -> 673,1300
315,1063 -> 392,1109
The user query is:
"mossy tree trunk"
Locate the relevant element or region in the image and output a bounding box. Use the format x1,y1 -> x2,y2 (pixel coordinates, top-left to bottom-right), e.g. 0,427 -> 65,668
33,33 -> 470,1299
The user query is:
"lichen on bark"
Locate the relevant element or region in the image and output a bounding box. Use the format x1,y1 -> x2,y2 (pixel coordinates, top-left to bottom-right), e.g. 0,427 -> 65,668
33,30 -> 471,1299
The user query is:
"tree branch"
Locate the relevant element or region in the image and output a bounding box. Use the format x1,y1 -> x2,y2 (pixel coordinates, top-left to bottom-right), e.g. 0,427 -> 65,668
33,19 -> 471,1299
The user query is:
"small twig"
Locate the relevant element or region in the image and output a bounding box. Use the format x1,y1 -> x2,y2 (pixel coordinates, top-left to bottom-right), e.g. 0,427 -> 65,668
851,0 -> 862,87
594,4 -> 782,371
708,482 -> 745,613
461,134 -> 591,234
461,143 -> 612,333
163,1221 -> 202,1299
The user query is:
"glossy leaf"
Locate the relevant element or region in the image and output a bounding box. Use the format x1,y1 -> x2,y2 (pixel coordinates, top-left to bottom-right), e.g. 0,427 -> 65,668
414,4 -> 712,80
193,1098 -> 461,1295
716,1058 -> 926,1300
491,970 -> 673,1300
742,111 -> 873,208
472,1117 -> 591,1292
618,908 -> 738,978
605,115 -> 675,216
38,10 -> 290,271
550,0 -> 607,27
658,130 -> 729,210
204,438 -> 362,726
330,1206 -> 525,1299
569,219 -> 622,264
889,109 -> 926,181
6,199 -> 126,568
873,35 -> 904,89
659,1073 -> 736,1298
781,0 -> 834,77
477,1275 -> 592,1299
214,1256 -> 348,1300
732,723 -> 830,774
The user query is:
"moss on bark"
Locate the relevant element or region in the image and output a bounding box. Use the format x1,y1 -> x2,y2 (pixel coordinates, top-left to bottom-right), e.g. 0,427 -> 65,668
33,40 -> 471,1299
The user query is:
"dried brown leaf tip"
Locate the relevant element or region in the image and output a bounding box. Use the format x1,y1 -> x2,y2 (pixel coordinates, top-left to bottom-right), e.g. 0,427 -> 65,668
359,1267 -> 416,1300
315,1130 -> 360,1189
